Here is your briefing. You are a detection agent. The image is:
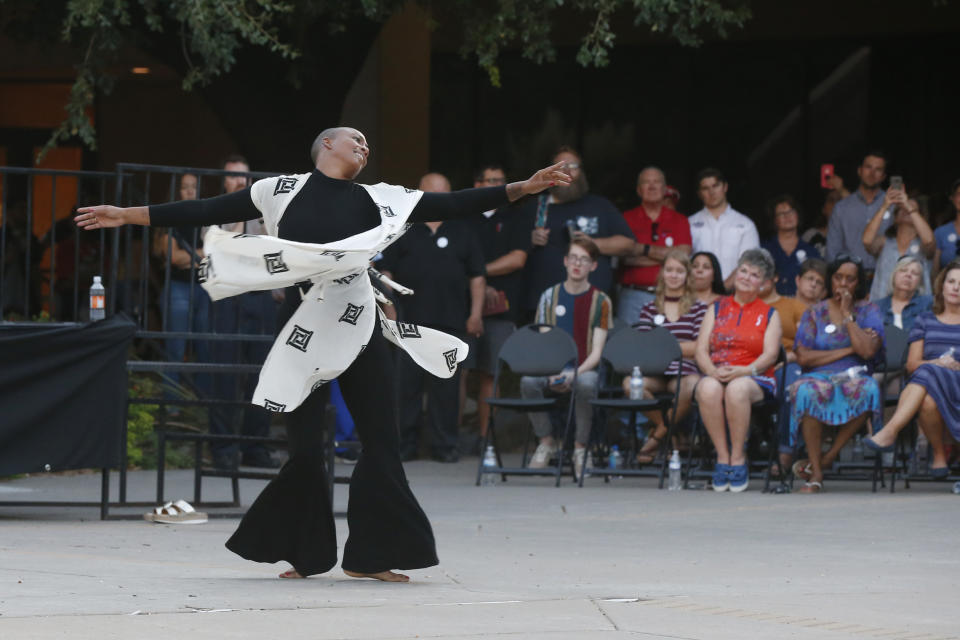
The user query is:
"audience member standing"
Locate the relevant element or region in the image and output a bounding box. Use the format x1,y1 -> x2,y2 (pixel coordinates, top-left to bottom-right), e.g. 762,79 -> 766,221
689,168 -> 759,290
520,147 -> 635,320
862,184 -> 935,301
379,172 -> 486,463
825,150 -> 890,271
461,164 -> 528,453
932,179 -> 960,271
761,195 -> 820,296
618,167 -> 692,325
209,155 -> 279,469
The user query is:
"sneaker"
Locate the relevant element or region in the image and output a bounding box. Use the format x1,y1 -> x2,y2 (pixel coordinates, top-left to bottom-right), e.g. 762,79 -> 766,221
712,463 -> 730,492
529,443 -> 556,469
572,448 -> 593,481
728,464 -> 749,493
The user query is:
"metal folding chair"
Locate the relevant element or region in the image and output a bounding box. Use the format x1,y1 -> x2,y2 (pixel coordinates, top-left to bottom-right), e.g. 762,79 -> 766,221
475,324 -> 580,487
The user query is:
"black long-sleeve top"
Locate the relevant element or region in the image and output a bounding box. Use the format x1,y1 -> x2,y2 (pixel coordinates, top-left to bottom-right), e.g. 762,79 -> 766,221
149,169 -> 510,245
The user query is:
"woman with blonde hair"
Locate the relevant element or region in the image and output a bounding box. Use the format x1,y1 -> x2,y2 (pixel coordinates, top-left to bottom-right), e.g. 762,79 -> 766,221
874,255 -> 933,332
628,249 -> 706,463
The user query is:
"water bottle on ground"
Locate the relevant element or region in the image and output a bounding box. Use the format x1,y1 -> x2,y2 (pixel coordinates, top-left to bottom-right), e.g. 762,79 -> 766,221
852,434 -> 865,461
952,481 -> 960,495
481,445 -> 498,486
609,445 -> 623,474
89,275 -> 105,322
829,365 -> 868,386
629,366 -> 644,400
668,450 -> 682,491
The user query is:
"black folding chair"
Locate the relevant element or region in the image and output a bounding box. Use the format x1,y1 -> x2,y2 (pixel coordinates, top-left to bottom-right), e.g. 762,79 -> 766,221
475,324 -> 579,487
585,326 -> 683,487
684,348 -> 787,490
876,324 -> 912,492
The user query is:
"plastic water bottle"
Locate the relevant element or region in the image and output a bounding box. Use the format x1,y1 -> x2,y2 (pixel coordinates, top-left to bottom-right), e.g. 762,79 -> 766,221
852,434 -> 865,461
629,366 -> 644,400
952,481 -> 960,495
89,276 -> 105,321
609,445 -> 623,472
481,446 -> 498,486
829,365 -> 868,385
668,450 -> 682,490
941,346 -> 956,361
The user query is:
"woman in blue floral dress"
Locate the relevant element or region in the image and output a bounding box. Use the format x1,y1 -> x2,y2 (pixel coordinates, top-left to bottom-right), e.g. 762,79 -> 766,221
789,255 -> 884,492
866,260 -> 960,479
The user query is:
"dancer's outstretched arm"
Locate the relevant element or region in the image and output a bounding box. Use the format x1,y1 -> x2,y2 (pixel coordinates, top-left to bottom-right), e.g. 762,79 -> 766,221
75,189 -> 258,230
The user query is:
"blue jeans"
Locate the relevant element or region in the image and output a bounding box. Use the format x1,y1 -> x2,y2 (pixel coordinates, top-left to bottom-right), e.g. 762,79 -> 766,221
162,279 -> 211,397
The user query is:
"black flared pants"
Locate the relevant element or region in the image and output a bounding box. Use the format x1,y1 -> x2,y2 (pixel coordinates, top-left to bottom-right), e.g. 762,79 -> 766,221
225,317 -> 438,575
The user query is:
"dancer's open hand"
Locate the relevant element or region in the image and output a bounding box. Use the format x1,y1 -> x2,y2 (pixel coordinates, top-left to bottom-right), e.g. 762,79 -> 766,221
75,205 -> 128,230
506,161 -> 571,201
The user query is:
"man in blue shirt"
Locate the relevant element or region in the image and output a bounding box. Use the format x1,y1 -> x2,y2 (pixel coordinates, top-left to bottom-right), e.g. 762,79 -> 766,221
825,150 -> 891,271
761,194 -> 820,296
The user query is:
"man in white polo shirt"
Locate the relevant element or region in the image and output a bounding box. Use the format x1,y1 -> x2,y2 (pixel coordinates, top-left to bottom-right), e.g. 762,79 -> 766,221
688,167 -> 759,290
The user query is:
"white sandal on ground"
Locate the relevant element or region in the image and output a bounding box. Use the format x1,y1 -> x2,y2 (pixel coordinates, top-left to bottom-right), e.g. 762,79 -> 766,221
143,500 -> 208,524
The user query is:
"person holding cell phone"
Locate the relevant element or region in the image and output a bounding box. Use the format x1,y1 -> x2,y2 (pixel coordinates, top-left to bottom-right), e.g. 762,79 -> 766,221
520,237 -> 613,480
862,176 -> 935,301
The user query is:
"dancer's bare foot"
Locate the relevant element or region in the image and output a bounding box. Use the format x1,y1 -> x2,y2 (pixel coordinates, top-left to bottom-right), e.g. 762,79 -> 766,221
344,569 -> 409,582
278,568 -> 304,579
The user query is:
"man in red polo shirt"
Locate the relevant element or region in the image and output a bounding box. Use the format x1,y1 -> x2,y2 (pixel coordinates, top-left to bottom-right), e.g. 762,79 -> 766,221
618,166 -> 692,325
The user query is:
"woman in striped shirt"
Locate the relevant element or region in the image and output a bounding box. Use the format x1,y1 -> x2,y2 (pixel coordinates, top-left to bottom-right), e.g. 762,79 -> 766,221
628,250 -> 706,464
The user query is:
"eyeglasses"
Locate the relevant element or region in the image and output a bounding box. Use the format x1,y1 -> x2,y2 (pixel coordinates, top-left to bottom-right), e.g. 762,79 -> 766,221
566,255 -> 594,265
774,208 -> 797,217
834,253 -> 863,265
482,177 -> 506,185
651,222 -> 660,242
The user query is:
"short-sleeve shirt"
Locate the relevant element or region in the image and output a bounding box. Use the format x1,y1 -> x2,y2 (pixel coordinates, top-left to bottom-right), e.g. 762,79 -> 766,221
535,284 -> 612,365
825,190 -> 889,269
636,299 -> 706,376
709,296 -> 775,377
760,237 -> 821,296
934,221 -> 960,266
770,296 -> 809,353
909,312 -> 960,360
620,205 -> 691,287
463,206 -> 529,323
519,194 -> 635,311
688,205 -> 760,279
378,220 -> 485,331
793,300 -> 885,374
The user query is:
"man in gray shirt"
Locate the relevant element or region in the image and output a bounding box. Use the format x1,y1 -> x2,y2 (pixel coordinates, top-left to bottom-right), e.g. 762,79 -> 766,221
825,150 -> 891,271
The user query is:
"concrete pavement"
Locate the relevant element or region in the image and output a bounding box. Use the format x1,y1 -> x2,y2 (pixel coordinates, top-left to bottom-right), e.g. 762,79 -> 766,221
1,458 -> 958,639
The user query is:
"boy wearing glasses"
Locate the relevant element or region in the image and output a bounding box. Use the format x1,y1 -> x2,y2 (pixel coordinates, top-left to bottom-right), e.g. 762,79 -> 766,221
618,166 -> 692,325
521,237 -> 613,479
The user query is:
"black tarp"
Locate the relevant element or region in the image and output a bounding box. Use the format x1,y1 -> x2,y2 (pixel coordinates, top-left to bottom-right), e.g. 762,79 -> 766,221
0,316 -> 135,475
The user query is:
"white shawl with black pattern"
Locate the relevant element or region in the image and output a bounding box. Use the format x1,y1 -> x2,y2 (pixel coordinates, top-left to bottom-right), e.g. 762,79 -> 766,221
198,174 -> 468,413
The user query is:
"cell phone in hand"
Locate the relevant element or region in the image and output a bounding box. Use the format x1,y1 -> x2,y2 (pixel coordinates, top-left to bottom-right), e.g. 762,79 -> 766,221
890,175 -> 903,191
820,164 -> 835,189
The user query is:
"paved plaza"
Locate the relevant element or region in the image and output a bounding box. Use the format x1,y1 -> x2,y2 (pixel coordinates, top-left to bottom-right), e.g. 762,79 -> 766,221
0,458 -> 958,639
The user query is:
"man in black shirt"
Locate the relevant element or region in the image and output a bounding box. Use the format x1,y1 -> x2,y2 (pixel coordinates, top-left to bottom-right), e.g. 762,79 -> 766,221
379,172 -> 486,463
461,164 -> 529,451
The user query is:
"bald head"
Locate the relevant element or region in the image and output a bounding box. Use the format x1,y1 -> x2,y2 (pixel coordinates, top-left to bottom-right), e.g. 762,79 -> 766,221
637,166 -> 667,206
418,172 -> 451,193
310,127 -> 349,165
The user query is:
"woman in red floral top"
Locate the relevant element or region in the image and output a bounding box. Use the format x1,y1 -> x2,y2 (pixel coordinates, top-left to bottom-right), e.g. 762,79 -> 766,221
695,249 -> 783,492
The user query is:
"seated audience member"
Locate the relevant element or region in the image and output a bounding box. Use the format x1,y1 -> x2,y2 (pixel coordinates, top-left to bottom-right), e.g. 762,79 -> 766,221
874,255 -> 933,332
694,249 -> 782,493
761,195 -> 821,296
932,179 -> 960,271
803,176 -> 849,257
618,167 -> 692,324
626,249 -> 706,464
788,255 -> 884,493
520,146 -> 635,320
794,258 -> 827,308
691,251 -> 725,305
522,238 -> 613,479
866,260 -> 960,479
759,264 -> 807,363
689,168 -> 760,290
863,184 -> 935,301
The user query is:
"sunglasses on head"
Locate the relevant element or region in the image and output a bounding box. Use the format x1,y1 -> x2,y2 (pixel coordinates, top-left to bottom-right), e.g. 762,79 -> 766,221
834,253 -> 863,265
651,222 -> 659,242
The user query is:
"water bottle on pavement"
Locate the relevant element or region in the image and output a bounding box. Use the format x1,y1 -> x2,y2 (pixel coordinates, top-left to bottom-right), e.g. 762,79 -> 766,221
609,445 -> 623,472
481,445 -> 498,486
829,365 -> 868,385
952,481 -> 960,495
629,366 -> 644,400
89,275 -> 105,322
668,450 -> 682,491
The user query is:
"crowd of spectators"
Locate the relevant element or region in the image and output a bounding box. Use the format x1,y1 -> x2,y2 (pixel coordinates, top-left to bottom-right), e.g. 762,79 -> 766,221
142,147 -> 960,488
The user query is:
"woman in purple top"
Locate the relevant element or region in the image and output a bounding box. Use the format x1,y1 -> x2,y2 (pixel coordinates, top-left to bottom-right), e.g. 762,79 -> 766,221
867,259 -> 960,479
789,255 -> 884,493
627,250 -> 706,464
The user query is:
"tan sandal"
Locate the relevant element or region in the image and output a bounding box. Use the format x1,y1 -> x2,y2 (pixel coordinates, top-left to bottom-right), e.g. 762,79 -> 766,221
635,436 -> 661,464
